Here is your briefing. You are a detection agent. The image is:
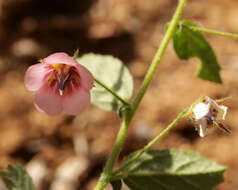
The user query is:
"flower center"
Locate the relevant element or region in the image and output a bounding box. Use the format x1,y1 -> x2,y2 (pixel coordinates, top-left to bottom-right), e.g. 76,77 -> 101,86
47,64 -> 80,95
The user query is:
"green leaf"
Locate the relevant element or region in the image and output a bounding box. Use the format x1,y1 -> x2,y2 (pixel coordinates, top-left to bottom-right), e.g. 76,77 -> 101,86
111,180 -> 122,190
173,20 -> 222,83
1,163 -> 35,190
77,53 -> 133,111
122,149 -> 226,190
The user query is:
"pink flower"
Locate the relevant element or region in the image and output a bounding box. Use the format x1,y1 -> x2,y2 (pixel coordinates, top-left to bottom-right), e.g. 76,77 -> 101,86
25,52 -> 94,115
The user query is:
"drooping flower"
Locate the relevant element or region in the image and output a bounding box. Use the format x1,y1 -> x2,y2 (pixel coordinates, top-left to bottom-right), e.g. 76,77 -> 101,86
186,95 -> 231,137
25,52 -> 94,115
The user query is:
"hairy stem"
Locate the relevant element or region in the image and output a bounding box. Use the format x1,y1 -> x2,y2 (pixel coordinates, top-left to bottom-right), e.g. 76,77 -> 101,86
130,0 -> 187,113
113,108 -> 188,176
187,25 -> 238,39
94,0 -> 187,189
94,77 -> 130,106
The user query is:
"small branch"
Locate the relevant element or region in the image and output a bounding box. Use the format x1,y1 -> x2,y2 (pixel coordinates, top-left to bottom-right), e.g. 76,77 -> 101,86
187,25 -> 238,39
112,108 -> 188,176
94,77 -> 130,106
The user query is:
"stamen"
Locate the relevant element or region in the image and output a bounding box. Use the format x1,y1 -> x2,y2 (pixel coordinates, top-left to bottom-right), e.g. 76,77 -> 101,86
54,66 -> 72,95
59,89 -> 64,96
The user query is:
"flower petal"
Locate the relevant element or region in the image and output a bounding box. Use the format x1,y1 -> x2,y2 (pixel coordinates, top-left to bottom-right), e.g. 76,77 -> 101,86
75,64 -> 94,90
217,105 -> 228,120
210,97 -> 228,121
43,52 -> 94,90
198,125 -> 206,137
62,88 -> 90,115
24,63 -> 47,91
44,52 -> 76,66
34,102 -> 46,114
35,83 -> 62,115
192,102 -> 210,120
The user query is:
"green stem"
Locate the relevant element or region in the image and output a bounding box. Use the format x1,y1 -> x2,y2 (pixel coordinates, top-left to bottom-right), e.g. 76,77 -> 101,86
94,77 -> 129,106
187,25 -> 238,39
131,0 -> 187,113
94,0 -> 187,189
94,114 -> 131,189
112,108 -> 188,176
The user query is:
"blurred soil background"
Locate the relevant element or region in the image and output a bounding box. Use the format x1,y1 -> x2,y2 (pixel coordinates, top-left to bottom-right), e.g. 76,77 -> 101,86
0,0 -> 238,189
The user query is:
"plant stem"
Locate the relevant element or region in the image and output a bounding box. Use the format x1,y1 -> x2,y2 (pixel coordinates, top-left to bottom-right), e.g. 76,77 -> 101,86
94,77 -> 130,106
94,0 -> 187,189
112,108 -> 188,176
131,0 -> 187,113
94,114 -> 131,190
187,25 -> 238,39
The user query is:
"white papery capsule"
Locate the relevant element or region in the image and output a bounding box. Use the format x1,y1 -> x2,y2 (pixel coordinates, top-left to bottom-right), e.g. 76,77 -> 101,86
186,95 -> 231,137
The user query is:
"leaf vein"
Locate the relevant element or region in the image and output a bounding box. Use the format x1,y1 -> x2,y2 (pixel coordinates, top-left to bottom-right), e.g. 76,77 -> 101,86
125,178 -> 149,190
177,176 -> 204,190
149,176 -> 174,190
